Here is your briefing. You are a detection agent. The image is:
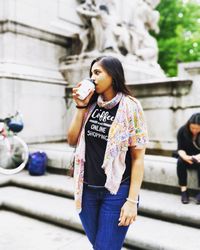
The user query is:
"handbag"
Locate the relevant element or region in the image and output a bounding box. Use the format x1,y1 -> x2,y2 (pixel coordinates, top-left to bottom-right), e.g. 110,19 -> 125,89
28,151 -> 47,176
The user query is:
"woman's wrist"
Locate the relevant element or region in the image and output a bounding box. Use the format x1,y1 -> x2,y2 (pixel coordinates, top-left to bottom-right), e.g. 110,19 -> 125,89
75,105 -> 88,118
76,105 -> 88,109
126,198 -> 139,204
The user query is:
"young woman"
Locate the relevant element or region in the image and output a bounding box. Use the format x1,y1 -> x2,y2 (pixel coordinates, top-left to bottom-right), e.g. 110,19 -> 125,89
67,56 -> 148,250
176,113 -> 200,204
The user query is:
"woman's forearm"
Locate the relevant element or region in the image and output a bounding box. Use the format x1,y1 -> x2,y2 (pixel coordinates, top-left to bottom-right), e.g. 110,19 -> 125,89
67,108 -> 87,146
178,150 -> 187,158
178,150 -> 193,164
128,158 -> 144,201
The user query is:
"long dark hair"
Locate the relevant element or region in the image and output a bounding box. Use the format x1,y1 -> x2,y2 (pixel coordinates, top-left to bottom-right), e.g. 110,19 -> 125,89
186,113 -> 200,132
183,113 -> 200,143
88,56 -> 133,104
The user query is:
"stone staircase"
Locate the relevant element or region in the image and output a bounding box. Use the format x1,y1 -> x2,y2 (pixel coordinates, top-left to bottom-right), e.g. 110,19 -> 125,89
0,210 -> 98,250
0,142 -> 200,250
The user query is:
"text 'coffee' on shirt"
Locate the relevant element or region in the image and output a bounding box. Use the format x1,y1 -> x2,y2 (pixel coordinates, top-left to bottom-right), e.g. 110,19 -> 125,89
84,103 -> 131,186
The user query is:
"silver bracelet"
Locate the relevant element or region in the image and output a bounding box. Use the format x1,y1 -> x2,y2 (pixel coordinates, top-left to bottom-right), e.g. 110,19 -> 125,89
126,198 -> 139,204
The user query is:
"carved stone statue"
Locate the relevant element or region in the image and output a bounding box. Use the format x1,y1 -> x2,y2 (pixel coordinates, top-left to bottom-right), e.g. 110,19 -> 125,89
76,0 -> 161,64
91,1 -> 120,53
76,0 -> 119,53
76,0 -> 98,53
131,0 -> 160,63
116,0 -> 160,63
59,0 -> 165,87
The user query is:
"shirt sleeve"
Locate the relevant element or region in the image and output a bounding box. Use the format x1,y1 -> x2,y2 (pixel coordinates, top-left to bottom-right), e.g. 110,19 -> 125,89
128,98 -> 148,148
177,126 -> 186,151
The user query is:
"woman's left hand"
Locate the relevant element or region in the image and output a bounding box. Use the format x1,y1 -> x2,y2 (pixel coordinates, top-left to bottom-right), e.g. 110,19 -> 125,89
118,201 -> 138,226
193,154 -> 200,163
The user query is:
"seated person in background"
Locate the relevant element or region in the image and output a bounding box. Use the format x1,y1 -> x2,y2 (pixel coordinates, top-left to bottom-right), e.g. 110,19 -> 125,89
176,113 -> 200,204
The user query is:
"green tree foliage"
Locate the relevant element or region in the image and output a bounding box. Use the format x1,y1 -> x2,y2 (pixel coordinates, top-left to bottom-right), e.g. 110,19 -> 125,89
154,0 -> 200,76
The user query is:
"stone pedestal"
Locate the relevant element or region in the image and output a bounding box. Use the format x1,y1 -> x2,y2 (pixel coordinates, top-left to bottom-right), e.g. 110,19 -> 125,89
59,52 -> 165,86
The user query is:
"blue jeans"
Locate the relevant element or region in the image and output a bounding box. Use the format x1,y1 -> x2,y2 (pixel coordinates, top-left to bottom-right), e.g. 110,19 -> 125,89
79,182 -> 130,250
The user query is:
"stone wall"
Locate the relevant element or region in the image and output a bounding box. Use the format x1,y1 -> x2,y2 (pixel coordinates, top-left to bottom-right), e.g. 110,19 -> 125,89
132,62 -> 200,154
0,0 -> 80,143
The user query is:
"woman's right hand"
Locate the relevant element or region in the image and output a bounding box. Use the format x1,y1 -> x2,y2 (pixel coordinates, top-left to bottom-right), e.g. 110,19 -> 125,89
179,150 -> 193,164
72,83 -> 95,107
182,155 -> 193,164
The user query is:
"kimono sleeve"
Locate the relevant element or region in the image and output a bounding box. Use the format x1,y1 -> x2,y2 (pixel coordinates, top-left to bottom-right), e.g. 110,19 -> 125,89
128,98 -> 148,148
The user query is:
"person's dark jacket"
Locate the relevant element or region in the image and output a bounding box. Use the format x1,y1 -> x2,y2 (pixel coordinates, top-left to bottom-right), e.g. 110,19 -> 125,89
177,125 -> 200,155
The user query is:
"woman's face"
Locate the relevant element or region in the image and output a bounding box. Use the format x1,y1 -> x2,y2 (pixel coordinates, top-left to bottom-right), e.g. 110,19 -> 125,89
189,123 -> 200,136
90,62 -> 114,95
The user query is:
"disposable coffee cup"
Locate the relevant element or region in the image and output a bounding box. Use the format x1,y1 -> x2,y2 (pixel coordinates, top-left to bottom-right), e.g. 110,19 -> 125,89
76,78 -> 95,100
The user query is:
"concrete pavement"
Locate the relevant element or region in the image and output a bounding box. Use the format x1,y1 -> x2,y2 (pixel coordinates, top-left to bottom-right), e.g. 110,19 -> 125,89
0,210 -> 129,250
0,210 -> 92,250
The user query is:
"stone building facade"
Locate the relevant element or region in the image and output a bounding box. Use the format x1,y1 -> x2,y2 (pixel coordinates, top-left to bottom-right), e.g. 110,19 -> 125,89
0,0 -> 199,154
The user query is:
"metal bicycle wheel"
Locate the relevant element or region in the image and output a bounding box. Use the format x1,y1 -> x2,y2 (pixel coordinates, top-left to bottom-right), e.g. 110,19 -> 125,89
0,135 -> 29,175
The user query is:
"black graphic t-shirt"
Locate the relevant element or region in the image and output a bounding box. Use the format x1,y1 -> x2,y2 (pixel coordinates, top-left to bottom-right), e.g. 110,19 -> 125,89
84,103 -> 131,186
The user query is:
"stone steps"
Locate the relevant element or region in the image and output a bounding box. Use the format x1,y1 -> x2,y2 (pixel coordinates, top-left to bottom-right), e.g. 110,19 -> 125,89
1,171 -> 200,249
0,184 -> 200,250
1,142 -> 200,249
28,142 -> 199,192
144,154 -> 199,192
0,210 -> 102,250
1,171 -> 200,229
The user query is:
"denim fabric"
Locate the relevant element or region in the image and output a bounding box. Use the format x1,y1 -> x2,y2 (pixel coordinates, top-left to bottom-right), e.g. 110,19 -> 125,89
79,182 -> 130,250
